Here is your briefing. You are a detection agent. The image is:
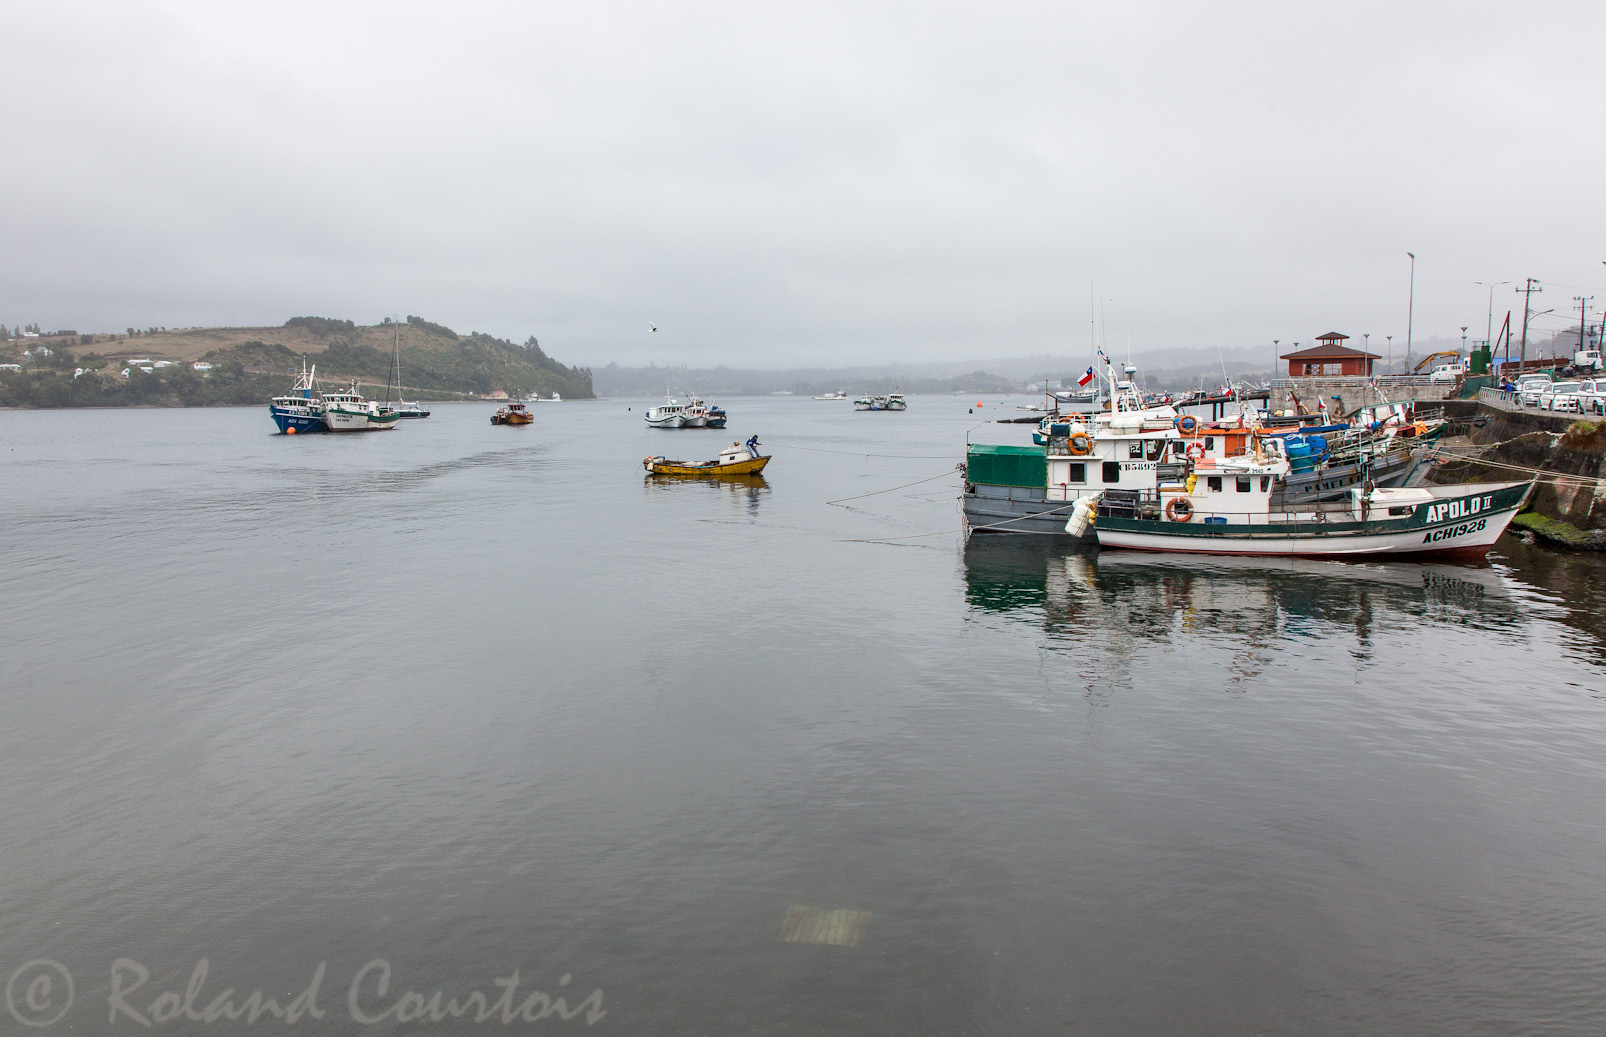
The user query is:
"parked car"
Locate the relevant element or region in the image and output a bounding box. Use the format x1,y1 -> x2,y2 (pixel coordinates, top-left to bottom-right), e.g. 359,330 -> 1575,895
1516,374 -> 1554,406
1576,378 -> 1606,416
1540,381 -> 1584,412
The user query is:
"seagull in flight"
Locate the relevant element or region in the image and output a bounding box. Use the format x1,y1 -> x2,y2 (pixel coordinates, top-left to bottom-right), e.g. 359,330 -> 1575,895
648,322 -> 658,332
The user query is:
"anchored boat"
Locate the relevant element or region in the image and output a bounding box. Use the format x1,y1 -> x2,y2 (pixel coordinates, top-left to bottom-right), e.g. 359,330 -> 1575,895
269,360 -> 327,434
491,401 -> 534,425
644,439 -> 769,476
321,380 -> 400,431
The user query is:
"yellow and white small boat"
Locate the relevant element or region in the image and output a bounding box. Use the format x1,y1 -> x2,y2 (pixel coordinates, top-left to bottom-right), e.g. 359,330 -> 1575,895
644,440 -> 770,476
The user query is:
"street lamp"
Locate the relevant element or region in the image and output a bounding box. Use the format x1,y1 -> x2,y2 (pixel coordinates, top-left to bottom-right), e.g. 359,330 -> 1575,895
1272,339 -> 1279,380
1474,280 -> 1510,358
1460,326 -> 1468,359
1386,334 -> 1393,376
1406,252 -> 1416,373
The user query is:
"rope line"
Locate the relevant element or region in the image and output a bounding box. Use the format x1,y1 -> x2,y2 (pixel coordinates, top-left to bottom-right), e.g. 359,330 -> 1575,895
826,467 -> 961,506
1426,448 -> 1605,486
780,442 -> 959,459
835,498 -> 1086,543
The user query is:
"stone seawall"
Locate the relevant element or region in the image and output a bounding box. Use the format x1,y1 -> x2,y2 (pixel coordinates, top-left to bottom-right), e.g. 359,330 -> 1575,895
1427,402 -> 1606,541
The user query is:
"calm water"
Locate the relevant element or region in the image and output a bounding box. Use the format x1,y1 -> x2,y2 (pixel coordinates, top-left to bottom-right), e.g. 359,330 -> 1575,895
2,398 -> 1605,1035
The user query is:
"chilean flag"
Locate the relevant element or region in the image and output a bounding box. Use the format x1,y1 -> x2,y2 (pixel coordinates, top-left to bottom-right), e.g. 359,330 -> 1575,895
1077,367 -> 1094,387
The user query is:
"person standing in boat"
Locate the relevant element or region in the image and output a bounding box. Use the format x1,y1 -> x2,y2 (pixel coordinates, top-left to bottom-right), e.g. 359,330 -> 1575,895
745,434 -> 760,458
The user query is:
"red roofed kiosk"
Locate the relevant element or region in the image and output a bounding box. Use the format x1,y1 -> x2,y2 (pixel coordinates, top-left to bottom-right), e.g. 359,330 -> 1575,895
1280,333 -> 1379,377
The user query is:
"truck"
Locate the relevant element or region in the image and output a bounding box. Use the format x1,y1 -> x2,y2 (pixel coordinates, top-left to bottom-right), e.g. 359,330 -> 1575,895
1428,360 -> 1468,383
1568,349 -> 1603,376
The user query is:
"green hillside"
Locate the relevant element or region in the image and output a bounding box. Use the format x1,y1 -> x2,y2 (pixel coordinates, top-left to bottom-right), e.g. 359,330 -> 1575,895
0,315 -> 595,407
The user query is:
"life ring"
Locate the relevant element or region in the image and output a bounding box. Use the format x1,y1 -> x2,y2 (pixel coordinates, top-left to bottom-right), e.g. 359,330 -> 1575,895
1067,432 -> 1093,456
1185,442 -> 1206,461
1176,415 -> 1198,434
1165,497 -> 1194,522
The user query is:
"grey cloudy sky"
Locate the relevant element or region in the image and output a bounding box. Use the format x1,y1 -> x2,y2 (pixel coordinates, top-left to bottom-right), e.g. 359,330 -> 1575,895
4,1 -> 1605,367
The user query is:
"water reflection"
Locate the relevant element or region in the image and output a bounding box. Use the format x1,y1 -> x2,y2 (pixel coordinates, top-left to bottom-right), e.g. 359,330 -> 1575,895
643,473 -> 769,518
1491,539 -> 1606,662
962,538 -> 1526,653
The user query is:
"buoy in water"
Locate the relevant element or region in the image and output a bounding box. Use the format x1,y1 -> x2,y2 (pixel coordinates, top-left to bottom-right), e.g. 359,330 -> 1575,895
286,426 -> 296,435
976,401 -> 983,407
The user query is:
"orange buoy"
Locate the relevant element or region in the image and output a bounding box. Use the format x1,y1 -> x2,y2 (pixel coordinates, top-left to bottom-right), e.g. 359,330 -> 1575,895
976,401 -> 983,407
286,426 -> 296,435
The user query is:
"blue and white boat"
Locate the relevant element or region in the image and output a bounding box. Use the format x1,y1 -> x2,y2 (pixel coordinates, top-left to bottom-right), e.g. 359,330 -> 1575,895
269,360 -> 328,434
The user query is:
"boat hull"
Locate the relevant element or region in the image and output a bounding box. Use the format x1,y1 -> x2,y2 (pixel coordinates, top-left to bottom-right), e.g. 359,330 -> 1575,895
645,415 -> 686,428
1094,482 -> 1532,559
645,455 -> 770,476
323,408 -> 374,431
269,406 -> 327,434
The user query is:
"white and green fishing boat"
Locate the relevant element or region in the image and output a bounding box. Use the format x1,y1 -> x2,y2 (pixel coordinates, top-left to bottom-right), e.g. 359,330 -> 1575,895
321,380 -> 400,432
1085,444 -> 1533,558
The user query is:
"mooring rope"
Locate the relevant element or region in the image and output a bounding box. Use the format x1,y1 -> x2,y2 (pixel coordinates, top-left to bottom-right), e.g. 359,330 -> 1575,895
1425,447 -> 1605,486
826,467 -> 961,506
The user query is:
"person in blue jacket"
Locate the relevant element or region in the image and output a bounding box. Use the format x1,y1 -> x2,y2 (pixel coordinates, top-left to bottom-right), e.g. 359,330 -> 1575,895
745,434 -> 761,458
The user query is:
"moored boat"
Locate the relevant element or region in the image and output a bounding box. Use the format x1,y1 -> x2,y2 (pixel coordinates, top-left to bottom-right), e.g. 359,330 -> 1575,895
491,401 -> 534,425
645,395 -> 690,428
269,359 -> 327,434
321,381 -> 400,431
1087,448 -> 1533,558
644,438 -> 769,476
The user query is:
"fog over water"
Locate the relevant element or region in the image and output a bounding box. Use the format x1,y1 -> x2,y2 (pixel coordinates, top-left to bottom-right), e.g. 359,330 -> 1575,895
4,2 -> 1606,366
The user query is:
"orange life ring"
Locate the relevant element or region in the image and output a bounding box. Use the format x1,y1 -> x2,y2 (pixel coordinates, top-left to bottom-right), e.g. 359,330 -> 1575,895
1165,497 -> 1194,522
1176,415 -> 1198,433
1067,432 -> 1093,456
1185,442 -> 1206,461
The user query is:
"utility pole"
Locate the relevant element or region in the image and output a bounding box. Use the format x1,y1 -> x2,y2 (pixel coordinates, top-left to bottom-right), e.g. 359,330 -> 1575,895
1576,296 -> 1595,359
1518,278 -> 1541,367
1406,252 -> 1416,373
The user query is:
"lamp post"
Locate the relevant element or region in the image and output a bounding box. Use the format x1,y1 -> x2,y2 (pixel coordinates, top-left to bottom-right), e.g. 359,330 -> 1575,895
1386,335 -> 1393,376
1272,339 -> 1279,380
1460,327 -> 1468,360
1406,252 -> 1416,373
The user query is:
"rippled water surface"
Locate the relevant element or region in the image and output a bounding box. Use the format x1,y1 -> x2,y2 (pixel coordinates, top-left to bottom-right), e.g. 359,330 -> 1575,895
2,399 -> 1605,1035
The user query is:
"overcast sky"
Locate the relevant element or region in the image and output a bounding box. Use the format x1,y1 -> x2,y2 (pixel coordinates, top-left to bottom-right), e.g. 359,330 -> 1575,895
4,1 -> 1605,367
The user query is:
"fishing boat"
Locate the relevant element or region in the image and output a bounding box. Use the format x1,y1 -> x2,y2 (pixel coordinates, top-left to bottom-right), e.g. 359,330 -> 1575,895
643,440 -> 769,476
962,357 -> 1426,538
491,401 -> 534,425
1082,440 -> 1533,558
814,389 -> 848,400
321,380 -> 400,431
853,394 -> 877,411
705,403 -> 727,429
884,392 -> 907,410
645,395 -> 692,428
268,359 -> 328,434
